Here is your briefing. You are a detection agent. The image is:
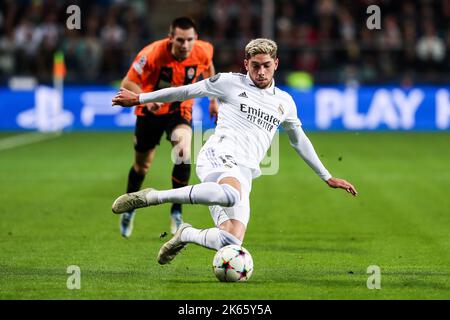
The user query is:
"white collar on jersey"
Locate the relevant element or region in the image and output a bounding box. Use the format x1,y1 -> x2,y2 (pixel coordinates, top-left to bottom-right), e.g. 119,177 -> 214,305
245,73 -> 276,95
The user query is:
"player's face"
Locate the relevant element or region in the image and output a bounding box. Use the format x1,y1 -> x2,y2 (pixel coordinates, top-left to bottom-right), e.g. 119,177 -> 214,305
244,54 -> 279,89
169,27 -> 198,60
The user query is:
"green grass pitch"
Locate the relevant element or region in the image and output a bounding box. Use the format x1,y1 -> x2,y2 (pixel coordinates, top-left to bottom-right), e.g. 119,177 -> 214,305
1,131 -> 449,299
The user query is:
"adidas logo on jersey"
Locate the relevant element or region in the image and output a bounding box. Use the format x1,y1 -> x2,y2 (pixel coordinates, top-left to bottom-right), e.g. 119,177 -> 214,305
238,92 -> 248,98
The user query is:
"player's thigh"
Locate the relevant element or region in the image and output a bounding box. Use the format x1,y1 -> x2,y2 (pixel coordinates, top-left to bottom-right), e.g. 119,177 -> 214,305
134,113 -> 166,154
196,146 -> 240,184
166,110 -> 192,161
169,124 -> 192,147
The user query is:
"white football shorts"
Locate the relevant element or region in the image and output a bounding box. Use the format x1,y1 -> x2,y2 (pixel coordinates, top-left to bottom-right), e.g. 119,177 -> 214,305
196,145 -> 253,227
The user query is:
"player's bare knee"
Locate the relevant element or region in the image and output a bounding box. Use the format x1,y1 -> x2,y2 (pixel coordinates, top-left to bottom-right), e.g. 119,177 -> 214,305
219,220 -> 245,242
218,177 -> 241,203
218,229 -> 243,247
134,149 -> 155,175
133,162 -> 151,175
171,140 -> 191,165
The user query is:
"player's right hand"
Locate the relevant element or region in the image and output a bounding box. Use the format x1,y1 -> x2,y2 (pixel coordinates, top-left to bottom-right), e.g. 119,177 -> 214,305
209,99 -> 219,124
112,87 -> 140,107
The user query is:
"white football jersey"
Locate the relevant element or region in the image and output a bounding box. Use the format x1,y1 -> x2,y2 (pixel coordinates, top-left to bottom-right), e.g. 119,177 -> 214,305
199,73 -> 300,177
138,72 -> 330,179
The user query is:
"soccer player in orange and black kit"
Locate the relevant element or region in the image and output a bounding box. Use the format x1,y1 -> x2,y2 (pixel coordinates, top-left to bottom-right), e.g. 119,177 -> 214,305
119,17 -> 218,238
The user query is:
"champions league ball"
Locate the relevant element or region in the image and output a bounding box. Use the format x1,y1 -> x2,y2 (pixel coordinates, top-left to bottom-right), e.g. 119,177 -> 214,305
212,245 -> 253,282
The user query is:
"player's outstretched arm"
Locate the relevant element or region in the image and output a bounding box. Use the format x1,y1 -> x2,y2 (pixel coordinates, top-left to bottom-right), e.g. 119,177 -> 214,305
113,77 -> 220,108
283,123 -> 358,197
326,177 -> 358,196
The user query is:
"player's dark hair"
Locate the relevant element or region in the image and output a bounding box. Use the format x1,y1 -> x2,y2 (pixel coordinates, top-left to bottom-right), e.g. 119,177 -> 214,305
170,17 -> 197,35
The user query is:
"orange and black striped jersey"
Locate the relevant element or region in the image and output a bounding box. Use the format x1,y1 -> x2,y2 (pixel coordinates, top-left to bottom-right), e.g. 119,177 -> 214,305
126,38 -> 214,120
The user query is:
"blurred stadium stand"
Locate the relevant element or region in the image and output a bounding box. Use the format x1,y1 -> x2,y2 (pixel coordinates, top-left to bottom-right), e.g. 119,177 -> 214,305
1,0 -> 449,86
1,0 -> 450,133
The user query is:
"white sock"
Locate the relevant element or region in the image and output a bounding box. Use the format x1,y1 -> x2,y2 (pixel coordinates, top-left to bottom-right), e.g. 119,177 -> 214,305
180,226 -> 242,250
147,182 -> 240,208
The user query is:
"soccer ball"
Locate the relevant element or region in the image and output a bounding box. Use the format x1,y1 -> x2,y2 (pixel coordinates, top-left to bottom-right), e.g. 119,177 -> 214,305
212,245 -> 253,282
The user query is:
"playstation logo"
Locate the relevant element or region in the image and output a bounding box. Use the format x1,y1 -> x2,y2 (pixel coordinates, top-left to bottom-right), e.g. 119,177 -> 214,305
17,86 -> 74,132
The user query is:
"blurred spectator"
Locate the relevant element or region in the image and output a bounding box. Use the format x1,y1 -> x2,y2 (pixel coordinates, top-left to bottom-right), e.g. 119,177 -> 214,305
100,12 -> 126,81
82,13 -> 103,81
339,8 -> 356,42
339,64 -> 360,88
294,50 -> 319,74
13,17 -> 42,75
316,0 -> 338,17
0,30 -> 15,77
378,14 -> 402,50
275,1 -> 296,45
416,21 -> 446,64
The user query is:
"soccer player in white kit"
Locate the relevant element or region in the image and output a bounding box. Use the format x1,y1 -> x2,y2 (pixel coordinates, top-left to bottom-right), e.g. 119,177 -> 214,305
112,38 -> 358,265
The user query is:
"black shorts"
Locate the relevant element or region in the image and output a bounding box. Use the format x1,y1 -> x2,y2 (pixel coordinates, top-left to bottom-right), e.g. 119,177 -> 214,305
134,109 -> 192,153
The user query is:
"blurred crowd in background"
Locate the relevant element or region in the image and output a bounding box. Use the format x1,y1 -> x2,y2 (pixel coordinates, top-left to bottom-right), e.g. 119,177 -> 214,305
1,0 -> 449,86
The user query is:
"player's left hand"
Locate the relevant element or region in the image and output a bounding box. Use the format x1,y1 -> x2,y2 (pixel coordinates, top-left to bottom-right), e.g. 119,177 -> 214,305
146,102 -> 163,113
209,99 -> 219,124
326,177 -> 358,196
112,87 -> 140,107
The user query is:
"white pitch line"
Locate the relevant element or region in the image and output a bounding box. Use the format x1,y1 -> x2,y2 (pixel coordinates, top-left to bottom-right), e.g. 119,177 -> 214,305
0,132 -> 62,151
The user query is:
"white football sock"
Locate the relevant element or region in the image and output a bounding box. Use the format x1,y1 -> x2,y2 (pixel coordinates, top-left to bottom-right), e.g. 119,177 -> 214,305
181,226 -> 242,250
146,182 -> 240,207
